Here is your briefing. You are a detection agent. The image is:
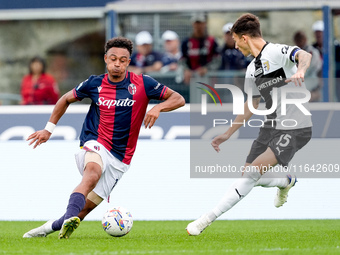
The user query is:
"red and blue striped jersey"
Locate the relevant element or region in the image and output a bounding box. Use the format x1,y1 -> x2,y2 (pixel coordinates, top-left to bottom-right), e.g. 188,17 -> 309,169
72,72 -> 168,164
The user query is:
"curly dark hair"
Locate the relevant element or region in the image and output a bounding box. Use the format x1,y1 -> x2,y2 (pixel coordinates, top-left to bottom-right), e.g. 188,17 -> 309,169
104,37 -> 133,56
231,13 -> 262,38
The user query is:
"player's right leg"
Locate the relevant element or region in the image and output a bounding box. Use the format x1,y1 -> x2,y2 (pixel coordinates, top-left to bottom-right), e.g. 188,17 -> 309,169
274,175 -> 297,207
255,127 -> 311,207
58,157 -> 102,239
187,147 -> 277,236
23,150 -> 103,239
23,192 -> 102,238
247,129 -> 297,207
59,147 -> 124,239
58,192 -> 104,239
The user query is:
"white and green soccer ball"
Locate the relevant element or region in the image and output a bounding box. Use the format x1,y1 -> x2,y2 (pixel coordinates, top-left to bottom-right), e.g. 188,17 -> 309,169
102,206 -> 133,237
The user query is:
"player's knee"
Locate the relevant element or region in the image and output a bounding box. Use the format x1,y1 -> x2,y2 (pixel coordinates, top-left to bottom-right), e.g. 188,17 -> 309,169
85,161 -> 101,173
243,165 -> 262,181
81,165 -> 102,192
85,161 -> 102,177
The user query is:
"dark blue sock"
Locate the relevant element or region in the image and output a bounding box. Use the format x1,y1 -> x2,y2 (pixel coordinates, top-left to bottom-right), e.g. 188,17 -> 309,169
51,192 -> 86,231
52,214 -> 65,231
64,192 -> 86,219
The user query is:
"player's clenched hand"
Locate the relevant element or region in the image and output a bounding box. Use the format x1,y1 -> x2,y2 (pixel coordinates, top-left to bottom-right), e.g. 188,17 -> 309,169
211,133 -> 230,153
27,130 -> 52,149
144,108 -> 160,129
285,71 -> 305,87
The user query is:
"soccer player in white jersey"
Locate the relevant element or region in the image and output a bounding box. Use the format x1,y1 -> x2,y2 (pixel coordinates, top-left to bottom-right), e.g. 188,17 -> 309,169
186,13 -> 313,235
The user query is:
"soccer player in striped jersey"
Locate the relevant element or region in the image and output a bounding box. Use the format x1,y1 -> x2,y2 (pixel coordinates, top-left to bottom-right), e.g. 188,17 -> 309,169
187,13 -> 313,236
23,37 -> 185,239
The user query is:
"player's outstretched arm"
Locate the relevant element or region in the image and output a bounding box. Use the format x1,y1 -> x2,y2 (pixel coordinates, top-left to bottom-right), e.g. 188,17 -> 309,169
144,88 -> 185,129
211,97 -> 260,152
285,50 -> 312,87
27,90 -> 78,149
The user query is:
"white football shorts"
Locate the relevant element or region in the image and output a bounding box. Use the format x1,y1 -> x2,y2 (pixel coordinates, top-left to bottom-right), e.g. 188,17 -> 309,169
75,140 -> 129,201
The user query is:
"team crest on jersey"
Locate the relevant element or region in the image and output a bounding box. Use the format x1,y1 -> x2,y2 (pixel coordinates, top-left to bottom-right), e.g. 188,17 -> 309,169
128,83 -> 137,95
94,146 -> 100,151
263,61 -> 270,72
98,86 -> 103,93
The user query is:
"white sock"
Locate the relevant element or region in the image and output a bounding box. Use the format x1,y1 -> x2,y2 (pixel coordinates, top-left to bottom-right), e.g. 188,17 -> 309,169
210,166 -> 261,220
255,172 -> 289,189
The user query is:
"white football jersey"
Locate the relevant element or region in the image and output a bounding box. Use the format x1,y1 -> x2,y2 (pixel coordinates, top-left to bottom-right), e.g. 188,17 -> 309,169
245,42 -> 313,130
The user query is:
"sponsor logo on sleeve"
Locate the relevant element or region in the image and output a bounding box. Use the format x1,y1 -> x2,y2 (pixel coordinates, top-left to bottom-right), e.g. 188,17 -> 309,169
154,83 -> 161,90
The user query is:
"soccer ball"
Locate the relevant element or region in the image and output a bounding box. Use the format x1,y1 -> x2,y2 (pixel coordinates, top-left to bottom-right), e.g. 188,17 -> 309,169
102,206 -> 133,237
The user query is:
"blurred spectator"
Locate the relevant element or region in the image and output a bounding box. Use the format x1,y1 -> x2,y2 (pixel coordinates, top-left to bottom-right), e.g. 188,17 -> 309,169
161,30 -> 181,72
220,22 -> 250,70
294,30 -> 323,101
128,31 -> 163,75
312,20 -> 340,101
312,20 -> 324,58
21,56 -> 59,105
335,39 -> 340,101
180,13 -> 220,84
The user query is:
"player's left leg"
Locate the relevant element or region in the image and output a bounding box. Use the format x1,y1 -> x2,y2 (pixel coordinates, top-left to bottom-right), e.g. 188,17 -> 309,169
255,170 -> 290,188
57,192 -> 103,239
245,131 -> 291,189
22,169 -> 101,239
23,144 -> 106,239
260,127 -> 311,207
51,191 -> 103,231
23,191 -> 103,238
186,147 -> 277,236
58,158 -> 102,239
255,169 -> 297,207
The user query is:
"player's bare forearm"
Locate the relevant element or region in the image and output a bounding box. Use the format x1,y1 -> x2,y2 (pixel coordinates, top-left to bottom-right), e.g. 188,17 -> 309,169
285,50 -> 312,86
157,90 -> 185,113
27,90 -> 77,148
144,89 -> 185,129
296,50 -> 312,74
211,97 -> 259,152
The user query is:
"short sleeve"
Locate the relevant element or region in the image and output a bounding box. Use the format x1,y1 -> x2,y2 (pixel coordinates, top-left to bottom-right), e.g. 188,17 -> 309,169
73,76 -> 94,101
143,74 -> 168,100
278,44 -> 301,67
244,67 -> 261,97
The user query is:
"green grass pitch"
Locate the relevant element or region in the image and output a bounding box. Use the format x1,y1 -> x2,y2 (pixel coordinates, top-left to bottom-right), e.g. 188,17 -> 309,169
1,220 -> 339,255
